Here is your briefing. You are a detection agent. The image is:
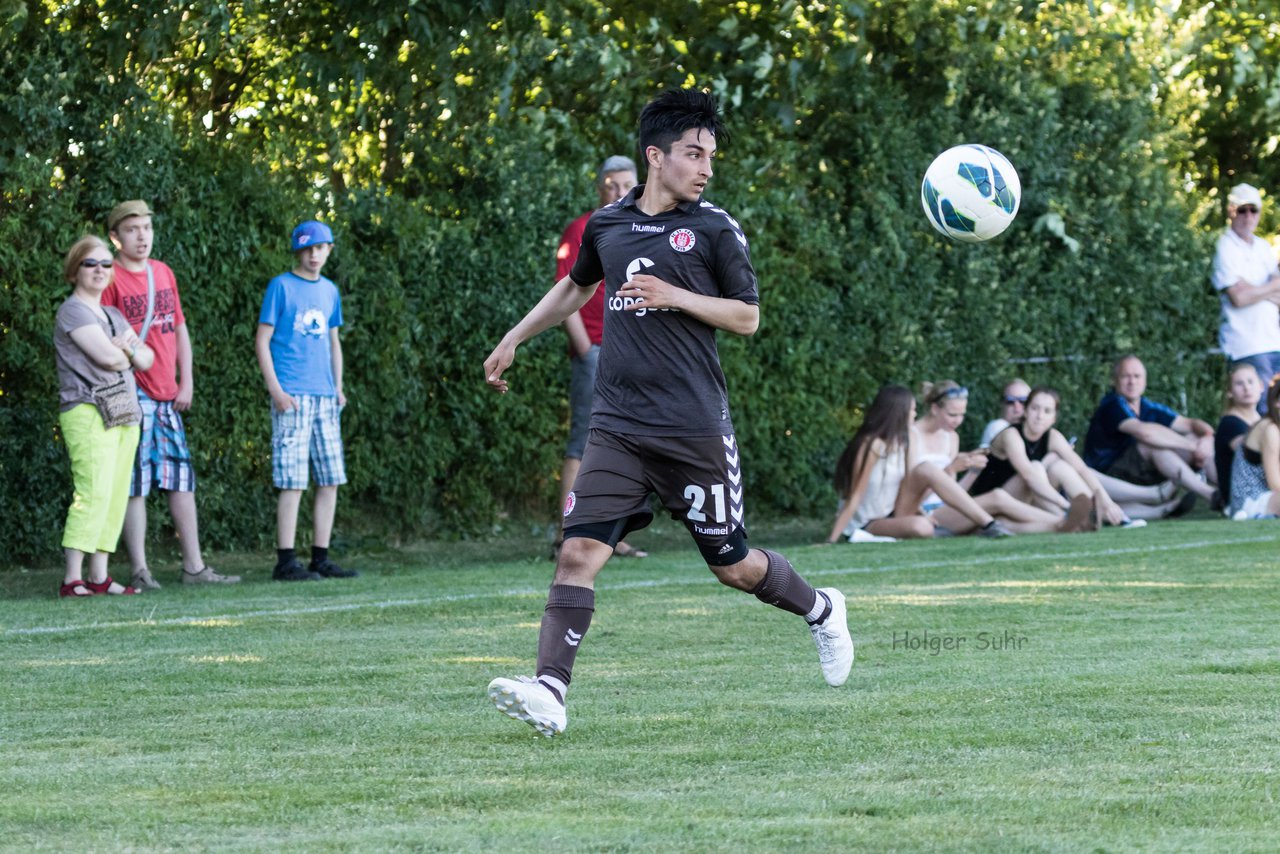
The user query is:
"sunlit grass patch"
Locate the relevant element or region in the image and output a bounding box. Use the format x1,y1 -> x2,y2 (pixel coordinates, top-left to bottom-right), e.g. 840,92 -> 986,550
1,519 -> 1278,850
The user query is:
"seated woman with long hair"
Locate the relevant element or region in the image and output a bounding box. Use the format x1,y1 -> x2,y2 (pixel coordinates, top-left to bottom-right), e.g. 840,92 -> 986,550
1227,379 -> 1280,520
970,386 -> 1121,530
827,385 -> 1022,542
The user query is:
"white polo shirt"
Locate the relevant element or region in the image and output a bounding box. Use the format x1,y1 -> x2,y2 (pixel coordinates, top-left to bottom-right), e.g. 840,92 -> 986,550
1212,228 -> 1280,359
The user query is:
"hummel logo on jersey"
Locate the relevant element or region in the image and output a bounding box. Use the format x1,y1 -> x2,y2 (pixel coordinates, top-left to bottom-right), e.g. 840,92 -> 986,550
564,629 -> 583,647
631,222 -> 666,234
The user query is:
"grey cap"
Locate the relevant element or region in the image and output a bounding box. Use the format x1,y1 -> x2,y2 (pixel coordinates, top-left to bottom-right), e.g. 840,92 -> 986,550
597,155 -> 637,185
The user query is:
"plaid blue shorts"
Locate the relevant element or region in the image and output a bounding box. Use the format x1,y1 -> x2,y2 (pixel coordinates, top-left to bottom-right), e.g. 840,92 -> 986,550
130,389 -> 196,497
271,394 -> 347,490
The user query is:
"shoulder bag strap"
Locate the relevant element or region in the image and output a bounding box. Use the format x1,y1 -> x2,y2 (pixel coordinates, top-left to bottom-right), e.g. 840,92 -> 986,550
138,261 -> 157,343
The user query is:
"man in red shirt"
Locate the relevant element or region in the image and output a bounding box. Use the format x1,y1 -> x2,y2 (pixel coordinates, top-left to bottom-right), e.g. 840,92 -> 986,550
103,200 -> 239,588
553,156 -> 646,560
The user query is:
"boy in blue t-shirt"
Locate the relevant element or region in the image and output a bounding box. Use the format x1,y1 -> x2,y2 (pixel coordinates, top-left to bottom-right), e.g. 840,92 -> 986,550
255,221 -> 358,581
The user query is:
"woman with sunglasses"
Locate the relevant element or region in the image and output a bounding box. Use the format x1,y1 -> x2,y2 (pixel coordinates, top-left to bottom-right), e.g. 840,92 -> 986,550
1211,183 -> 1280,408
54,236 -> 154,597
970,386 -> 1127,530
978,378 -> 1031,449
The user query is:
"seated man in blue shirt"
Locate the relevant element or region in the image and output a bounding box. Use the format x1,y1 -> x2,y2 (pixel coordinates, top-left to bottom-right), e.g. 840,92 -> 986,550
1084,355 -> 1217,515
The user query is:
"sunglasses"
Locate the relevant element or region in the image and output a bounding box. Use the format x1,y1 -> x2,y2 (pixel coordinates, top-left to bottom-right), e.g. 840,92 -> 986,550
938,386 -> 969,400
1236,206 -> 1260,215
1003,395 -> 1028,405
80,258 -> 114,268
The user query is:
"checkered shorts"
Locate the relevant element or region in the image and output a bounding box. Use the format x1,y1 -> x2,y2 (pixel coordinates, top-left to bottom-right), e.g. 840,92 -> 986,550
271,394 -> 347,490
130,389 -> 196,497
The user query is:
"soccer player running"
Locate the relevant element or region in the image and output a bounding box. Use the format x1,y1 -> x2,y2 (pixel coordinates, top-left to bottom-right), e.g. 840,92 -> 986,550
482,89 -> 853,737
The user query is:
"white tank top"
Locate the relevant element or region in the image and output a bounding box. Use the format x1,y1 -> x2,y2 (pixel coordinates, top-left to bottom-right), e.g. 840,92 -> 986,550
841,443 -> 907,537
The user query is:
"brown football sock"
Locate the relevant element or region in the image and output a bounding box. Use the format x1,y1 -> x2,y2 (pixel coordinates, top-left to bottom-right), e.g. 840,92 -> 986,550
750,549 -> 825,621
535,584 -> 596,691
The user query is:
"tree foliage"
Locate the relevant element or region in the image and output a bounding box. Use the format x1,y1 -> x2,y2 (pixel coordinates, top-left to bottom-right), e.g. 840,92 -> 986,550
0,1 -> 1266,563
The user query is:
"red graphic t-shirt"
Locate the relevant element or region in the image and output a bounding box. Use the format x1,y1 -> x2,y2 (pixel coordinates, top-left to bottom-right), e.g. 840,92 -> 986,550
102,260 -> 186,401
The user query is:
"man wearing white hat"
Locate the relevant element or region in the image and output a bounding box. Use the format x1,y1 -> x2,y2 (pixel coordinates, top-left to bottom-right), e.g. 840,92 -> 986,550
1212,183 -> 1280,411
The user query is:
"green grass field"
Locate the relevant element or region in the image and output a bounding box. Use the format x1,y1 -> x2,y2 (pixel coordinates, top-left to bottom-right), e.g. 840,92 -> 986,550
3,518 -> 1279,852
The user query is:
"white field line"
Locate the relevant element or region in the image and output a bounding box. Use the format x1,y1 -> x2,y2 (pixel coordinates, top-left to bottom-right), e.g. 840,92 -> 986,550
4,534 -> 1273,638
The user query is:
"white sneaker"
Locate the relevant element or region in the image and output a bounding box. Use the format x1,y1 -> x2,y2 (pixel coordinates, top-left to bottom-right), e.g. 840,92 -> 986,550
849,528 -> 897,543
488,676 -> 567,737
810,588 -> 854,687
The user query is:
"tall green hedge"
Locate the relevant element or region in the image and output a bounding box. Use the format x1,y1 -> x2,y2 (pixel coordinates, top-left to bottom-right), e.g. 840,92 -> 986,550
0,2 -> 1237,565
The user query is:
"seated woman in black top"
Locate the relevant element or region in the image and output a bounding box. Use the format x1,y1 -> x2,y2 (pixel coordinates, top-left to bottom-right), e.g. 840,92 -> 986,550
1215,362 -> 1263,513
971,386 -> 1129,530
1228,379 -> 1280,519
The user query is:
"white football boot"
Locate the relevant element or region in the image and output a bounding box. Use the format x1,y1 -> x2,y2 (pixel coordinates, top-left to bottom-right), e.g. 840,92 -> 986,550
809,588 -> 854,686
488,676 -> 567,737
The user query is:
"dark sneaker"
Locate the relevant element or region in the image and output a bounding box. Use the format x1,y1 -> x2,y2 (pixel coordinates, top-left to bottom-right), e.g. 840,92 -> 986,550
977,520 -> 1014,539
1166,491 -> 1198,518
273,559 -> 322,581
309,559 -> 359,579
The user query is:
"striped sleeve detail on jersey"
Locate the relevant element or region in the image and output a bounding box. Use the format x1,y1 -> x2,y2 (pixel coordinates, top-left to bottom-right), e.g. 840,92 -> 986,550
700,200 -> 749,248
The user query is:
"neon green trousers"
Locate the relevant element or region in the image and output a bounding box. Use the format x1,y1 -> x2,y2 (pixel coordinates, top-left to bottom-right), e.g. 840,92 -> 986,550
59,404 -> 140,554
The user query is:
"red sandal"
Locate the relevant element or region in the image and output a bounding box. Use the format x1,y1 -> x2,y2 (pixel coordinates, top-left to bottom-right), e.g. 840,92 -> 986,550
59,580 -> 94,598
84,577 -> 139,596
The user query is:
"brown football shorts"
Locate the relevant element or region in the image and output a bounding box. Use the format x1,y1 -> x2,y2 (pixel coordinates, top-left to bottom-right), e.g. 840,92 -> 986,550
564,428 -> 748,552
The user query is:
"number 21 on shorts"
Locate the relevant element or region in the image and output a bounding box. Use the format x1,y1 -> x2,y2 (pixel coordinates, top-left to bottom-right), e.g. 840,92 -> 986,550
684,483 -> 728,523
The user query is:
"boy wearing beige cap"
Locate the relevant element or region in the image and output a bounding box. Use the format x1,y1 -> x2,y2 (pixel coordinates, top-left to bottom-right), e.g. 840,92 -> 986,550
1212,183 -> 1280,411
103,200 -> 239,588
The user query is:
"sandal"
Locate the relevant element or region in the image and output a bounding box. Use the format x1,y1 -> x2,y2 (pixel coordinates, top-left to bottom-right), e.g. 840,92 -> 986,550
613,542 -> 649,559
59,580 -> 94,598
84,576 -> 139,596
